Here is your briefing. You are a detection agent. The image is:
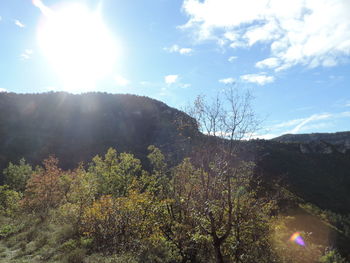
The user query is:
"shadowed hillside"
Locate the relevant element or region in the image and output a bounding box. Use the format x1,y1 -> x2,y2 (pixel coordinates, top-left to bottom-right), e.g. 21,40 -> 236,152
0,92 -> 199,182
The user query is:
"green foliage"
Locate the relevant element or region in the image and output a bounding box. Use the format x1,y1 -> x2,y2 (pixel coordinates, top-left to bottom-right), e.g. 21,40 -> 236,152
0,185 -> 21,216
319,248 -> 348,263
0,224 -> 17,238
0,146 -> 348,262
60,239 -> 78,252
141,145 -> 170,198
3,158 -> 33,192
57,166 -> 98,227
81,189 -> 161,253
89,148 -> 143,197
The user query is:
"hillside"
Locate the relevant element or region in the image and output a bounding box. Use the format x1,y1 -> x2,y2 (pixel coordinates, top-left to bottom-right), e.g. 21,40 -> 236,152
0,92 -> 199,182
273,132 -> 350,153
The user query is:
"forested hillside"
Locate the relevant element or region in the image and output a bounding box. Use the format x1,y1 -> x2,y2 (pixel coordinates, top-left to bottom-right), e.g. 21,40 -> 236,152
0,92 -> 199,181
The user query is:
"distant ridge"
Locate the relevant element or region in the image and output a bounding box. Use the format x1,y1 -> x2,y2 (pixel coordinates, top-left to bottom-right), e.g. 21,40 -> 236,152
273,131 -> 350,145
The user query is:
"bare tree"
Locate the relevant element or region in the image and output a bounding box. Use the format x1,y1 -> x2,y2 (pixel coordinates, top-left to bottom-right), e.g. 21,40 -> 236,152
186,86 -> 260,145
180,86 -> 270,263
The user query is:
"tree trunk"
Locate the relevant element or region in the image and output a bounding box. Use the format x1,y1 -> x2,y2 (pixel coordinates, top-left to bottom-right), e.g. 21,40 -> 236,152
213,239 -> 224,263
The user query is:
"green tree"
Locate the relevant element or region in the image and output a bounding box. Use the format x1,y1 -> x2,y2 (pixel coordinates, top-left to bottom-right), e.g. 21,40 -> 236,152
89,148 -> 143,197
167,157 -> 275,263
81,189 -> 161,253
141,145 -> 170,198
3,158 -> 33,192
0,185 -> 21,217
57,165 -> 98,227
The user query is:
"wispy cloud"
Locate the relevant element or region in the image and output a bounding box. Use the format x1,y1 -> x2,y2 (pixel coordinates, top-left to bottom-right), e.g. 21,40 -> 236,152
228,56 -> 237,62
258,111 -> 350,139
288,113 -> 332,133
114,75 -> 130,87
164,74 -> 179,84
181,0 -> 350,70
255,57 -> 280,69
219,77 -> 235,84
241,73 -> 274,85
20,49 -> 33,60
14,19 -> 25,28
0,88 -> 7,93
32,0 -> 52,17
164,45 -> 193,55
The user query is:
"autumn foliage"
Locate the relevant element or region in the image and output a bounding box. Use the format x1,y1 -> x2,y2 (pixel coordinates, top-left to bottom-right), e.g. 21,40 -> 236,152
21,156 -> 64,215
0,147 -> 347,263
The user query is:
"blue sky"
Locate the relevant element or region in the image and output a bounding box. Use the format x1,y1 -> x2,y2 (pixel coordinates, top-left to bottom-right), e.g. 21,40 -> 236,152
1,0 -> 350,138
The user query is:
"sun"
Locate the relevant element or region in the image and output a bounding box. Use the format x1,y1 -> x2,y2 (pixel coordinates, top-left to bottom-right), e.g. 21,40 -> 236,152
35,1 -> 119,92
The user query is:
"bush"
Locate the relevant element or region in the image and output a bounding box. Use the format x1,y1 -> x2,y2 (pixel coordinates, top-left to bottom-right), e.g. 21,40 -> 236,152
319,248 -> 347,263
60,239 -> 78,252
0,224 -> 17,238
0,185 -> 21,217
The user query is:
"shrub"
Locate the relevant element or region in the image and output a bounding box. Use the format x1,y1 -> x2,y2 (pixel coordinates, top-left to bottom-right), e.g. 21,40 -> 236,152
0,185 -> 21,217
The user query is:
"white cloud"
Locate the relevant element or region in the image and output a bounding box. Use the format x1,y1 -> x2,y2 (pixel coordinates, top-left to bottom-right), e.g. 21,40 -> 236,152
0,88 -> 7,93
255,57 -> 280,69
14,19 -> 25,28
182,0 -> 350,70
265,111 -> 350,136
228,56 -> 237,62
165,74 -> 179,84
164,44 -> 193,55
20,49 -> 33,60
219,77 -> 235,84
114,75 -> 130,86
288,113 -> 331,133
241,73 -> 274,85
271,118 -> 306,129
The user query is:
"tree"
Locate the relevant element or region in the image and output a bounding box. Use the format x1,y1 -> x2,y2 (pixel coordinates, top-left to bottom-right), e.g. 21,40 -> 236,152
186,86 -> 259,143
3,158 -> 33,192
179,87 -> 275,263
81,190 -> 161,253
141,145 -> 170,198
57,165 -> 98,227
21,156 -> 64,218
89,148 -> 144,197
0,185 -> 21,217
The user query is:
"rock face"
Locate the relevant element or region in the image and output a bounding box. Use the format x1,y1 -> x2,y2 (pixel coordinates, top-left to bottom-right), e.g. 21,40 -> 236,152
273,132 -> 350,154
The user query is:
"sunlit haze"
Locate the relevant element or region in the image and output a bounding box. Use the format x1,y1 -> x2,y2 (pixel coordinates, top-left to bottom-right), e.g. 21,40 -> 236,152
35,0 -> 119,92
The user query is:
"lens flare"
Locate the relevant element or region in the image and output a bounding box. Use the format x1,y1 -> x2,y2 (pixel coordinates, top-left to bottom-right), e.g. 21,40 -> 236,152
289,232 -> 305,246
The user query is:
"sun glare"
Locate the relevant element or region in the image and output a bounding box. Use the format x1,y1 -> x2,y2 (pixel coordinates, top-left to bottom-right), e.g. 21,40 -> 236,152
35,1 -> 119,92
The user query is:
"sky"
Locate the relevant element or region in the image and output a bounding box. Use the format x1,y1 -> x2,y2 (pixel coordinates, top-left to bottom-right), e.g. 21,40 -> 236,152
0,0 -> 350,138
